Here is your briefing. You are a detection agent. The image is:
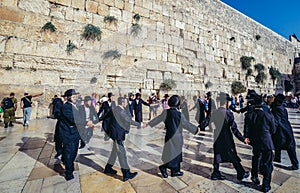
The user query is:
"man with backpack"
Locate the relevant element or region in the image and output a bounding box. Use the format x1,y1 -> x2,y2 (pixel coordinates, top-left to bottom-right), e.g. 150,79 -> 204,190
1,92 -> 18,128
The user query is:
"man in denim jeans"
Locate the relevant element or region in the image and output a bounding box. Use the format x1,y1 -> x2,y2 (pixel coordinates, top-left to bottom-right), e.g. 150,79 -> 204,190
20,91 -> 43,126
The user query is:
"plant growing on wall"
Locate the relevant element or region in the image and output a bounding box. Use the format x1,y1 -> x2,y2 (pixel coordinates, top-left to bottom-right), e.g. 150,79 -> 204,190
131,13 -> 142,36
66,40 -> 77,55
255,35 -> 261,40
240,56 -> 255,70
131,23 -> 142,36
254,63 -> 266,84
160,79 -> 176,91
269,66 -> 281,81
103,49 -> 121,60
246,68 -> 253,77
82,24 -> 102,41
104,16 -> 118,25
205,81 -> 213,89
133,13 -> 141,22
90,77 -> 97,84
41,22 -> 57,32
231,81 -> 246,95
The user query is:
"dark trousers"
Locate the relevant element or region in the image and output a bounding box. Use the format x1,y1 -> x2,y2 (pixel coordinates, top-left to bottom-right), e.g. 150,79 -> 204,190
160,162 -> 180,174
63,139 -> 79,177
275,144 -> 298,166
213,155 -> 245,178
54,120 -> 63,156
107,140 -> 130,174
252,148 -> 273,188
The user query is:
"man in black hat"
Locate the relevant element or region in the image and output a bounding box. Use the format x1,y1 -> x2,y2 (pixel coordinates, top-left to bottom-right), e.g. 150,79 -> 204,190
103,97 -> 143,181
98,92 -> 116,141
209,92 -> 250,181
271,93 -> 298,170
78,96 -> 99,149
126,93 -> 135,117
148,95 -> 201,178
133,93 -> 149,123
59,89 -> 80,180
244,93 -> 276,192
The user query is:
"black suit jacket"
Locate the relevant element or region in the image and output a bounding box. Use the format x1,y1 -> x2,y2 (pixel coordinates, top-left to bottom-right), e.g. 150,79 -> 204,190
59,101 -> 80,143
244,108 -> 276,151
107,105 -> 141,141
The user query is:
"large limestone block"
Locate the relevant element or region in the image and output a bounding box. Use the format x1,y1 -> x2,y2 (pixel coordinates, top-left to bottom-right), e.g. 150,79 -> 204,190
124,2 -> 133,12
18,0 -> 50,16
5,38 -> 36,55
49,0 -> 71,7
97,3 -> 109,16
0,7 -> 24,22
1,0 -> 18,7
73,9 -> 87,23
86,0 -> 98,14
133,5 -> 149,18
71,0 -> 85,10
114,0 -> 124,9
50,4 -> 66,19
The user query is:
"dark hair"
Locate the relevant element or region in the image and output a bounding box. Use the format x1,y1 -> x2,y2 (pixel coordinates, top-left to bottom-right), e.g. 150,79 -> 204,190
117,97 -> 125,105
10,92 -> 15,96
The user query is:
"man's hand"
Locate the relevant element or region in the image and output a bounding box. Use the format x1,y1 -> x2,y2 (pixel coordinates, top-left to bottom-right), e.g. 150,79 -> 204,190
86,120 -> 93,127
196,127 -> 201,135
244,138 -> 250,144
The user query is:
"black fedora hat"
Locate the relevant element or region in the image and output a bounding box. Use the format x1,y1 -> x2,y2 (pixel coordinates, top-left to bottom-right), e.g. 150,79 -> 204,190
84,96 -> 92,101
168,95 -> 180,108
63,89 -> 79,97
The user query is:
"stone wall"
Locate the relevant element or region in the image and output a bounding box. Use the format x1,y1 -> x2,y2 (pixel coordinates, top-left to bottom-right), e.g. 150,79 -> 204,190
0,0 -> 299,118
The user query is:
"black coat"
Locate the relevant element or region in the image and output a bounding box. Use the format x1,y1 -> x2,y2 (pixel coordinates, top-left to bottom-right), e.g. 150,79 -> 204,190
133,98 -> 149,122
107,106 -> 141,141
126,99 -> 134,117
210,107 -> 245,163
98,100 -> 116,132
244,108 -> 276,151
59,102 -> 80,143
148,108 -> 198,167
271,104 -> 295,150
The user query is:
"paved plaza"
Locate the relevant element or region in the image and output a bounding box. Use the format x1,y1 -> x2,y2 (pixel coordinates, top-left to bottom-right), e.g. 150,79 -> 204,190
0,109 -> 300,193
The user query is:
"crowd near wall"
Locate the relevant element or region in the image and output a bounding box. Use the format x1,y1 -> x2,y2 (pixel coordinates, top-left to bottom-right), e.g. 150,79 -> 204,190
0,0 -> 299,118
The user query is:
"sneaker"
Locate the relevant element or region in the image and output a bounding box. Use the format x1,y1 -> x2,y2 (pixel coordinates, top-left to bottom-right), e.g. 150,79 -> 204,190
104,166 -> 117,175
65,174 -> 74,181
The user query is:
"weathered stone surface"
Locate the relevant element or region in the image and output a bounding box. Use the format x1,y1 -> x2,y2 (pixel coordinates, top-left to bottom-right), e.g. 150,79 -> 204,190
86,0 -> 98,14
0,7 -> 24,22
18,0 -> 50,16
48,0 -> 71,7
71,0 -> 85,10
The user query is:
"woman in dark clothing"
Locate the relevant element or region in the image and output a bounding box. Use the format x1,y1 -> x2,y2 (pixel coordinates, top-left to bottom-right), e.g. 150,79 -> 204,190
271,93 -> 299,170
148,95 -> 201,178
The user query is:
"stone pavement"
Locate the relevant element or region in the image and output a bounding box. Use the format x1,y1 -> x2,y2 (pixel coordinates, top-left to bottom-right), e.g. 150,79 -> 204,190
0,109 -> 300,193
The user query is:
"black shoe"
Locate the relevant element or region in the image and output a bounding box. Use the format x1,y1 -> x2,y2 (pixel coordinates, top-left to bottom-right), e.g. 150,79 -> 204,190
251,176 -> 260,185
171,171 -> 183,177
104,166 -> 117,175
9,122 -> 14,127
65,174 -> 74,181
159,166 -> 168,178
211,172 -> 226,180
237,171 -> 250,180
291,165 -> 299,170
54,153 -> 61,159
79,144 -> 85,149
123,172 -> 138,182
4,123 -> 8,128
262,185 -> 271,192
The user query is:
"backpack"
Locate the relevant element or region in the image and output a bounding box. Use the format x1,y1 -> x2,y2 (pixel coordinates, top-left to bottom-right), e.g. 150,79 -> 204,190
2,97 -> 14,109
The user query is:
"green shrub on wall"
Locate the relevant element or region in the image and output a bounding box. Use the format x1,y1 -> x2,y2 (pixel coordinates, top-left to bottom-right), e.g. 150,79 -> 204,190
231,81 -> 246,95
240,56 -> 255,70
41,22 -> 57,32
66,40 -> 77,55
82,24 -> 102,41
269,66 -> 281,80
104,16 -> 118,25
103,50 -> 121,60
205,81 -> 213,89
160,79 -> 176,91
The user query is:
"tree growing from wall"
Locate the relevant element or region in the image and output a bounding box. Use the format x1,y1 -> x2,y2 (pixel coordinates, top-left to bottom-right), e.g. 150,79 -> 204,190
160,79 -> 176,91
231,81 -> 246,95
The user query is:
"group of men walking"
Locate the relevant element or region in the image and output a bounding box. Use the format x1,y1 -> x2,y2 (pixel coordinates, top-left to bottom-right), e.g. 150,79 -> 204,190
46,88 -> 299,193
